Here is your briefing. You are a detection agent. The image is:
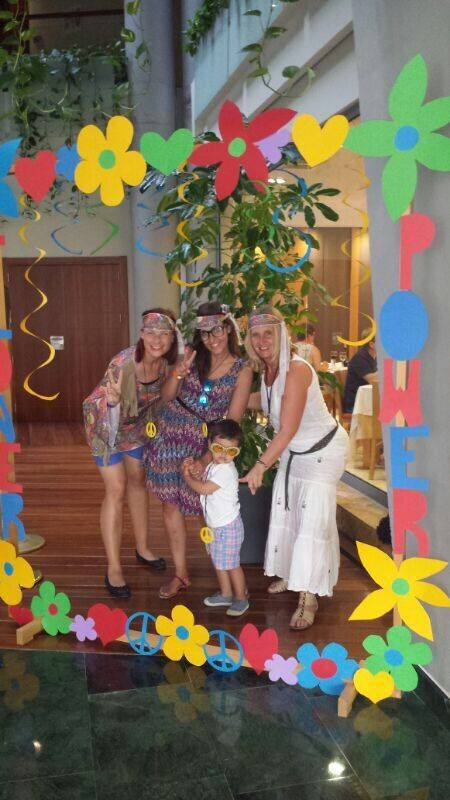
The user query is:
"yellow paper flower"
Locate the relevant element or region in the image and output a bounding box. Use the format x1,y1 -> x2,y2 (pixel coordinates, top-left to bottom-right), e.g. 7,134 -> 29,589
0,540 -> 35,607
155,604 -> 209,666
349,542 -> 450,640
75,115 -> 146,206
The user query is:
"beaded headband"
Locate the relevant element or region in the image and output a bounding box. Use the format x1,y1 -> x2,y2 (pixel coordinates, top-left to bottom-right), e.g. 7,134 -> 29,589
248,313 -> 281,328
195,313 -> 227,331
142,312 -> 176,331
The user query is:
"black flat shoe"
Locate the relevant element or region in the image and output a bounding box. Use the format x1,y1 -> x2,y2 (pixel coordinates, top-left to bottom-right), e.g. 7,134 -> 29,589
104,574 -> 131,599
135,550 -> 167,571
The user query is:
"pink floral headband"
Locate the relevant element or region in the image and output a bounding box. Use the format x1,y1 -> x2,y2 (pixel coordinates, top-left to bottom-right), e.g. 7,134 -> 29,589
195,313 -> 227,331
142,312 -> 175,331
249,313 -> 281,329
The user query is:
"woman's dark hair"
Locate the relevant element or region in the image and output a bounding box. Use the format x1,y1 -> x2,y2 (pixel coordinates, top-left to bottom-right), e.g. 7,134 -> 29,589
135,307 -> 178,365
297,325 -> 315,342
376,515 -> 391,545
193,302 -> 241,384
208,418 -> 242,446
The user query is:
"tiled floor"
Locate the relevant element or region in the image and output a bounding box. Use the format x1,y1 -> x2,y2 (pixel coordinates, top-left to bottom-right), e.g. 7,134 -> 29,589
1,648 -> 448,799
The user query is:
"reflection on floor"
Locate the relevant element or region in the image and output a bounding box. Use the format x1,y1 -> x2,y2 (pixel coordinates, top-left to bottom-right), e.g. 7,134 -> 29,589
0,646 -> 448,799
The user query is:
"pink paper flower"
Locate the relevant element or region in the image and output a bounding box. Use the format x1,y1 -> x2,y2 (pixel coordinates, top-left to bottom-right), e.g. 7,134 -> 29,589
265,653 -> 298,685
70,615 -> 97,643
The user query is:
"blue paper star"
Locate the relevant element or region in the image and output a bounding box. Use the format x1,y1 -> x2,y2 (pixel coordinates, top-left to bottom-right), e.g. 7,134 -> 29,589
0,138 -> 21,218
56,144 -> 80,181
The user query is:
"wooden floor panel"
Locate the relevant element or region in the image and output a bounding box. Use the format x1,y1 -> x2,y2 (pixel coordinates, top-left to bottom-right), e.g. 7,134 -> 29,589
0,424 -> 388,659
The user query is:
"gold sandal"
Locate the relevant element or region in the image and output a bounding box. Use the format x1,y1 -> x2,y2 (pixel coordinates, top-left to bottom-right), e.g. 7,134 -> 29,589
268,579 -> 289,595
290,591 -> 318,630
159,575 -> 190,599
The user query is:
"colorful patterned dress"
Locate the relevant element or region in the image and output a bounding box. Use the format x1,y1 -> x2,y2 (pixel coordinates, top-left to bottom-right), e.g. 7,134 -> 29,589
83,346 -> 167,464
144,358 -> 244,515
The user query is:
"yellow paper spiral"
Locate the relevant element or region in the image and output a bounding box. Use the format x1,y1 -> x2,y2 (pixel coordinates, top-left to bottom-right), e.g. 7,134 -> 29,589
18,195 -> 59,401
330,168 -> 376,347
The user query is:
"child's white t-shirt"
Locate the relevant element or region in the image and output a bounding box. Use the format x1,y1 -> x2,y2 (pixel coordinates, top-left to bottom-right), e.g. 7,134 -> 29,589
200,462 -> 240,528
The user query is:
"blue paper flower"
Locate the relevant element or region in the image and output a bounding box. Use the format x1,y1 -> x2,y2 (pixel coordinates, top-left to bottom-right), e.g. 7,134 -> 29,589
56,144 -> 80,181
0,138 -> 21,218
296,642 -> 358,696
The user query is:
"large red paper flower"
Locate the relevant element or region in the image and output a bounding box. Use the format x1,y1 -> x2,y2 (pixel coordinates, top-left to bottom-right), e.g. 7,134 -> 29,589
190,101 -> 296,200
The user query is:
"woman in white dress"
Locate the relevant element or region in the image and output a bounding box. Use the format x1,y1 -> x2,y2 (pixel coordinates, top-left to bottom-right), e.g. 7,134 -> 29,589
242,307 -> 349,630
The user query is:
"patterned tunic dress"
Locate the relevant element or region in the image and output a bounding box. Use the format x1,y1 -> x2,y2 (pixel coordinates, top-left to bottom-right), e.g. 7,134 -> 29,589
144,358 -> 244,515
83,346 -> 166,463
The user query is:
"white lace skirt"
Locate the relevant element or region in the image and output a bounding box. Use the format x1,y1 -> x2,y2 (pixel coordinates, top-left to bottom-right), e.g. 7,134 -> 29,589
264,425 -> 349,596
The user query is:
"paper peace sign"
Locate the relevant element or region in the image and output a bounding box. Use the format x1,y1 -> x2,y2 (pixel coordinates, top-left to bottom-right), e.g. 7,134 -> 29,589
126,612 -> 163,656
146,421 -> 157,438
204,629 -> 244,673
200,526 -> 214,544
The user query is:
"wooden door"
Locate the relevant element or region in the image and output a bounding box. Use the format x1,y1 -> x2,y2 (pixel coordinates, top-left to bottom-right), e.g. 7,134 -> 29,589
4,257 -> 129,422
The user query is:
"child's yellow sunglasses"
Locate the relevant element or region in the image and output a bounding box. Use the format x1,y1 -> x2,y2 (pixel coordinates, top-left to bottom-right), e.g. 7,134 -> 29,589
209,442 -> 241,458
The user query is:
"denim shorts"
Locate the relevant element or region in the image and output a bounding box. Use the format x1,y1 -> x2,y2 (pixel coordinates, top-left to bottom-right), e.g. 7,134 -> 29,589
94,445 -> 144,467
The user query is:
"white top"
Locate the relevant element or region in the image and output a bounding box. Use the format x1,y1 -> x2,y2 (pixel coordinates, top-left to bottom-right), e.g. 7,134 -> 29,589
261,355 -> 336,451
200,462 -> 240,528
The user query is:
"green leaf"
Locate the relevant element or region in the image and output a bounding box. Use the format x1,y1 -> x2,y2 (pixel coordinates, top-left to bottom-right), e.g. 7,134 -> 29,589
388,53 -> 428,124
315,202 -> 339,221
247,67 -> 269,78
282,65 -> 301,79
0,11 -> 13,19
315,187 -> 340,196
244,9 -> 262,15
135,42 -> 147,58
127,0 -> 141,12
264,26 -> 287,38
120,27 -> 136,42
304,205 -> 315,227
20,29 -> 34,41
241,43 -> 263,53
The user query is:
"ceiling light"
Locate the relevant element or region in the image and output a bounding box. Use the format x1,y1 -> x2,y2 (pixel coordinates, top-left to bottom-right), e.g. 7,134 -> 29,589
328,760 -> 345,777
276,177 -> 286,184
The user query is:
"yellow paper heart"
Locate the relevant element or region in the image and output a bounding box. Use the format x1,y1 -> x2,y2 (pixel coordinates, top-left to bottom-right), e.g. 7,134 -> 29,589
292,114 -> 349,167
354,668 -> 395,704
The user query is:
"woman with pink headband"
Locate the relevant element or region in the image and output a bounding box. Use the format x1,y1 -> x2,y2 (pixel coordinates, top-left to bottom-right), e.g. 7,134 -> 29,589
145,301 -> 252,600
83,307 -> 181,598
242,305 -> 349,630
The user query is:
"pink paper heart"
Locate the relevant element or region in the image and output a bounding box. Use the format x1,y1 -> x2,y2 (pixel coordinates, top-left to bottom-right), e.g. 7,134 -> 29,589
87,603 -> 128,646
15,151 -> 57,202
239,623 -> 279,675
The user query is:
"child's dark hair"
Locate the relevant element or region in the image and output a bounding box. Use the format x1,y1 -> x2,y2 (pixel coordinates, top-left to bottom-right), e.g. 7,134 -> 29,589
208,418 -> 242,446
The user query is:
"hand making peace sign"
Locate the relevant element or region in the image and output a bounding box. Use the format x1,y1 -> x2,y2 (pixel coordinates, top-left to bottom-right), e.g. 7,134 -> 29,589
105,368 -> 123,407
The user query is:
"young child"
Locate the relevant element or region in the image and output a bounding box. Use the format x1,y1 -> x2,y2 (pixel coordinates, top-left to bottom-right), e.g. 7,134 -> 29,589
182,419 -> 248,616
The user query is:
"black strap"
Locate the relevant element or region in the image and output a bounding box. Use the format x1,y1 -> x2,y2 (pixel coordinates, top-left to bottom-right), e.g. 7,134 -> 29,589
175,396 -> 206,424
284,422 -> 339,510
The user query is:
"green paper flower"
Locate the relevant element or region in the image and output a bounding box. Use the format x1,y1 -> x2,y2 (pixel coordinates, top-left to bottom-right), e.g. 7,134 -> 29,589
344,54 -> 450,220
363,625 -> 432,691
30,580 -> 72,636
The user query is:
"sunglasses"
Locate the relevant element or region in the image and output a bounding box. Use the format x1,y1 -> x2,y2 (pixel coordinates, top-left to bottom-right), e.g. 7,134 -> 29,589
209,442 -> 241,458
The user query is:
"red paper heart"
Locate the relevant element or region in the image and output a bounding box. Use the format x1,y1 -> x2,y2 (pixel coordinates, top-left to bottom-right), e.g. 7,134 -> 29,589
87,603 -> 128,646
8,605 -> 34,625
15,151 -> 57,202
239,623 -> 278,675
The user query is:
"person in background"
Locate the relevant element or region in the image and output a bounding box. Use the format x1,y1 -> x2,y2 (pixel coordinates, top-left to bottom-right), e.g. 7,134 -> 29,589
294,326 -> 323,372
83,308 -> 181,598
182,419 -> 248,617
343,333 -> 378,412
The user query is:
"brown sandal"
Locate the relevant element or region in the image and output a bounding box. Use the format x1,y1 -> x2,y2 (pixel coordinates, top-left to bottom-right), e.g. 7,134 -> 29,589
159,575 -> 190,599
268,579 -> 289,595
290,591 -> 318,630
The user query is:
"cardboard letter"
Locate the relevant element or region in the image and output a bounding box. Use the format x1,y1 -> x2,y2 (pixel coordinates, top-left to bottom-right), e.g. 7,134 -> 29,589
392,488 -> 429,557
0,339 -> 12,393
379,359 -> 423,425
0,442 -> 22,493
400,213 -> 435,291
0,396 -> 15,443
0,492 -> 26,541
390,426 -> 429,491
